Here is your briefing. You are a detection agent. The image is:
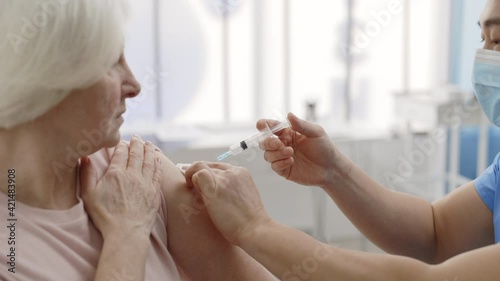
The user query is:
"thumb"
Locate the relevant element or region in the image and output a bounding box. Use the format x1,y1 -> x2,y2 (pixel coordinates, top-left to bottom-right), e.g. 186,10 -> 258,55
79,157 -> 97,197
193,169 -> 218,200
287,112 -> 324,137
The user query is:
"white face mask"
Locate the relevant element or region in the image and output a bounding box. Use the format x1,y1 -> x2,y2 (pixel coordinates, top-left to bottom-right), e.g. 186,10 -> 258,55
473,48 -> 500,126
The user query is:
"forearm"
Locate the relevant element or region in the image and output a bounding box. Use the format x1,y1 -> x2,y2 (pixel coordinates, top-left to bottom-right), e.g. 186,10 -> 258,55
324,151 -> 437,262
239,220 -> 431,281
94,232 -> 150,281
240,219 -> 500,281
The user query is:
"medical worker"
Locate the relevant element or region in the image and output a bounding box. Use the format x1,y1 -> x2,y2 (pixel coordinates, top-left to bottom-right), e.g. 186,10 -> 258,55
185,0 -> 500,280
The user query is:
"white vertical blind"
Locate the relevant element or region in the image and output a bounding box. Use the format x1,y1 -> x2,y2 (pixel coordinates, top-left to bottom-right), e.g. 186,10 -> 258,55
350,0 -> 404,128
228,1 -> 254,123
407,0 -> 451,90
289,0 -> 347,121
123,0 -> 157,126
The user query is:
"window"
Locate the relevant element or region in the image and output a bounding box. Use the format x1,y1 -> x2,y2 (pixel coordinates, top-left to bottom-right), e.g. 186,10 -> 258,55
123,0 -> 450,132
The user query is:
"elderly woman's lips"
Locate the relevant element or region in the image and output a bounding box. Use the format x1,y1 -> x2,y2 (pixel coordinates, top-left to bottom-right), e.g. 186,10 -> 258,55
117,110 -> 126,118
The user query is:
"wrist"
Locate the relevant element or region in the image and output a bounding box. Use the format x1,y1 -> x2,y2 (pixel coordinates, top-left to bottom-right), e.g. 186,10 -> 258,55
321,149 -> 354,190
102,228 -> 151,244
236,218 -> 276,251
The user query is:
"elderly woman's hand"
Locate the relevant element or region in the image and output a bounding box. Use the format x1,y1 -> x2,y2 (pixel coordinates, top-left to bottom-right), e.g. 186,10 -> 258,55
79,136 -> 163,240
184,162 -> 271,246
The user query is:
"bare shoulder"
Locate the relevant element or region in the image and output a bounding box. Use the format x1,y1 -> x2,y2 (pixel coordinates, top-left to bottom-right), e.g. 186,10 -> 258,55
153,151 -> 193,210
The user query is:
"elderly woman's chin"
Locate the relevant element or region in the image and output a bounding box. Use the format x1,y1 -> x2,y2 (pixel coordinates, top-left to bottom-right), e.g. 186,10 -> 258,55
92,116 -> 123,150
105,133 -> 122,148
104,122 -> 125,148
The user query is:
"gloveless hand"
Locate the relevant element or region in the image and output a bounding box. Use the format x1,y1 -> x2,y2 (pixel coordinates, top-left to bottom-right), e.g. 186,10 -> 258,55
80,137 -> 163,239
184,162 -> 271,246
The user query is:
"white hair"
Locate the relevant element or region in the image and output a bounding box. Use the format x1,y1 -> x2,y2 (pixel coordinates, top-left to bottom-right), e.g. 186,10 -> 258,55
0,0 -> 130,129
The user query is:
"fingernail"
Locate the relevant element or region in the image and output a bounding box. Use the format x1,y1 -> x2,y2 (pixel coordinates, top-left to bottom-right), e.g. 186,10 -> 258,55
133,135 -> 142,140
145,141 -> 152,146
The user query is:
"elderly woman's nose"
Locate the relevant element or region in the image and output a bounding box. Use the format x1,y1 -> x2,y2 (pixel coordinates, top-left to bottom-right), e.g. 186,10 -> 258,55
121,56 -> 141,98
124,74 -> 141,98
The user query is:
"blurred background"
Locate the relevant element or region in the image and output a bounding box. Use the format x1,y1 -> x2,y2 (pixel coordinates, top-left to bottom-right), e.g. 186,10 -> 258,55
121,0 -> 496,251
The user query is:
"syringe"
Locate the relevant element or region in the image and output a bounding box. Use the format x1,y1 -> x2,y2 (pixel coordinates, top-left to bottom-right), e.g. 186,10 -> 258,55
216,118 -> 291,161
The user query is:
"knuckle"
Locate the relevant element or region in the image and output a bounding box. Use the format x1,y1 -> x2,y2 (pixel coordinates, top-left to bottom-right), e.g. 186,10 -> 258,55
127,175 -> 141,186
106,167 -> 124,177
152,174 -> 162,186
235,166 -> 249,176
271,163 -> 282,173
191,161 -> 206,171
118,141 -> 129,149
142,162 -> 154,172
115,146 -> 127,155
262,138 -> 272,150
129,151 -> 141,160
263,152 -> 270,162
144,142 -> 154,152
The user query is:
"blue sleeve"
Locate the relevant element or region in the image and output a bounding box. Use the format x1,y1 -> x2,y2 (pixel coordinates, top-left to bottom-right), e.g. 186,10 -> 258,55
474,152 -> 500,212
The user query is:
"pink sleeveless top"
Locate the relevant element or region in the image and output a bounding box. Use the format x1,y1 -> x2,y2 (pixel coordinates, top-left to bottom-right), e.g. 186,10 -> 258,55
0,148 -> 182,281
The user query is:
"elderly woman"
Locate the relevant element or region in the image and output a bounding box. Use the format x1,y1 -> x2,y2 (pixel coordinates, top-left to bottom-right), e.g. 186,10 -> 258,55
0,1 -> 274,280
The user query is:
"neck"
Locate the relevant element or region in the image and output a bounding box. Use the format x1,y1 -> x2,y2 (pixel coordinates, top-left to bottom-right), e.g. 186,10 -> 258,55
0,124 -> 86,210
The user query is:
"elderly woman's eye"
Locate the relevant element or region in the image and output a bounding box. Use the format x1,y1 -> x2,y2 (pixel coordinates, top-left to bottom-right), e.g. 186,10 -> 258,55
113,55 -> 124,67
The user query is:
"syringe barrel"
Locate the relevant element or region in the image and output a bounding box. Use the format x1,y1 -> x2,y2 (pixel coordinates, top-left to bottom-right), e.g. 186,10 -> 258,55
270,118 -> 291,134
222,117 -> 291,160
243,127 -> 272,148
229,142 -> 244,155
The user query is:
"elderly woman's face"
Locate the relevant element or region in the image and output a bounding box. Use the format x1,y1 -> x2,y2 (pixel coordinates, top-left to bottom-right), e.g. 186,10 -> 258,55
51,53 -> 141,149
480,0 -> 500,50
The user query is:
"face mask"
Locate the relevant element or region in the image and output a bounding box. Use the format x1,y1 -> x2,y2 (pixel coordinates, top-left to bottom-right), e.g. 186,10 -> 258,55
473,48 -> 500,126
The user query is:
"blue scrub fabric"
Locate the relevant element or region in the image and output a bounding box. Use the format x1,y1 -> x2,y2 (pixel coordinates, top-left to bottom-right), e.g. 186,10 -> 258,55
475,152 -> 500,243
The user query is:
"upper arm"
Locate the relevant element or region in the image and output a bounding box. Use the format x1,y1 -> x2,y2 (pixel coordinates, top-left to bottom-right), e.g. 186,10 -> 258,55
156,152 -> 274,281
432,181 -> 494,263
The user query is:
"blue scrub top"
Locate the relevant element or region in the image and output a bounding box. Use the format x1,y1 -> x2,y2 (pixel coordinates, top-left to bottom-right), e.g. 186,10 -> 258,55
475,152 -> 500,243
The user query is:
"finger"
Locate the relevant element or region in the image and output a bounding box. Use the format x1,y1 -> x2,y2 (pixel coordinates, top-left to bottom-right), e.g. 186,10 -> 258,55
192,169 -> 217,201
205,162 -> 233,170
271,157 -> 294,175
109,141 -> 128,170
288,112 -> 324,138
185,161 -> 211,188
142,141 -> 155,177
256,119 -> 282,131
152,154 -> 163,189
259,136 -> 286,151
263,147 -> 294,163
127,135 -> 145,171
79,156 -> 97,199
